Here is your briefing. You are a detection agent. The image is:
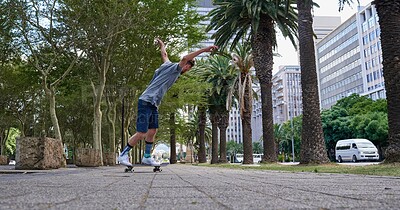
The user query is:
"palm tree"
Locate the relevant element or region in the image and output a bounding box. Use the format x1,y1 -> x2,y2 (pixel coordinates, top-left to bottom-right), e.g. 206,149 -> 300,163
296,0 -> 329,164
195,56 -> 238,164
183,108 -> 212,163
197,105 -> 208,163
229,42 -> 255,164
339,1 -> 400,162
209,106 -> 219,164
207,0 -> 298,162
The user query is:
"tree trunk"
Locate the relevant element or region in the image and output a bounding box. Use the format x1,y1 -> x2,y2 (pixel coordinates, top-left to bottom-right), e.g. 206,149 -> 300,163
210,112 -> 219,164
44,86 -> 62,141
198,106 -> 207,163
374,0 -> 400,163
242,74 -> 253,164
252,14 -> 276,162
0,129 -> 8,156
169,112 -> 177,164
91,78 -> 105,165
106,96 -> 116,154
218,110 -> 228,163
297,0 -> 329,164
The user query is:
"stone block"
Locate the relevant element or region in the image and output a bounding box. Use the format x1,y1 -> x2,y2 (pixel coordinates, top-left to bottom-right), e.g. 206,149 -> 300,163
103,152 -> 116,166
15,137 -> 66,170
75,148 -> 102,167
0,155 -> 8,165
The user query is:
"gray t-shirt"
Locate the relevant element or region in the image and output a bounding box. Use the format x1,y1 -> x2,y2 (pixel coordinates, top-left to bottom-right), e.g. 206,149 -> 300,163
139,61 -> 182,107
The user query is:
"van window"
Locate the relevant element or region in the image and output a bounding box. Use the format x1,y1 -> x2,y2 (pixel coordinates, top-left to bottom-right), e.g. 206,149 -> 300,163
352,143 -> 357,149
336,144 -> 351,150
357,142 -> 375,148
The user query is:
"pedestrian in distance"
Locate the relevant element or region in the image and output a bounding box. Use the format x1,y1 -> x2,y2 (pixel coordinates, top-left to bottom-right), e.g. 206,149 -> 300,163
118,38 -> 218,167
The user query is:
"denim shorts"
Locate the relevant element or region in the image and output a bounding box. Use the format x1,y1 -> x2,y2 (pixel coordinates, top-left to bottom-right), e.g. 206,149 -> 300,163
136,99 -> 159,133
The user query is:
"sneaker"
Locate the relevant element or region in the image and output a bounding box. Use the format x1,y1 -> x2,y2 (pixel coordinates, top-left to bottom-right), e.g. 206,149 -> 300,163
141,157 -> 160,166
118,154 -> 132,167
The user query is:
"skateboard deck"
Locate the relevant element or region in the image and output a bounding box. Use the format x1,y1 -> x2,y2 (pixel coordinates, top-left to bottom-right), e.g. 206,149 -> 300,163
124,162 -> 168,173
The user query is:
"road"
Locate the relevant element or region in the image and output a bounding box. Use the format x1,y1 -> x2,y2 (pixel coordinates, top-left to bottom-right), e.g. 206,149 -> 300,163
0,164 -> 399,209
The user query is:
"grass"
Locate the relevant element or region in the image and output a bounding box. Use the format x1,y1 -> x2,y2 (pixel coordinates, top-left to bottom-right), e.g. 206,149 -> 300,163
195,162 -> 400,177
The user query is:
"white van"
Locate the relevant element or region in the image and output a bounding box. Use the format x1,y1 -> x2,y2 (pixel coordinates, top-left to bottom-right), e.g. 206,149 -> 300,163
335,139 -> 379,162
236,154 -> 243,163
253,154 -> 263,163
235,154 -> 263,163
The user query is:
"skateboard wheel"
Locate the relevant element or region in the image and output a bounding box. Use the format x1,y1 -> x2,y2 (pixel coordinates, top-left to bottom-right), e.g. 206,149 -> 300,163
125,166 -> 133,173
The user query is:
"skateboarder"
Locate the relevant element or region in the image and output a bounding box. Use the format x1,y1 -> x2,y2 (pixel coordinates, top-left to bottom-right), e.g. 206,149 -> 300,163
118,38 -> 218,167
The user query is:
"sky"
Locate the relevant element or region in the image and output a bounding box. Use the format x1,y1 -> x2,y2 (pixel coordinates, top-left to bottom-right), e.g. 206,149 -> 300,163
273,0 -> 373,73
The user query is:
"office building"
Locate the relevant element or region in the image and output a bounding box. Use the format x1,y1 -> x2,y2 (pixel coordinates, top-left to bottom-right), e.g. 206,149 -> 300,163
313,16 -> 341,43
193,0 -> 215,59
317,4 -> 384,109
272,65 -> 303,124
252,17 -> 339,138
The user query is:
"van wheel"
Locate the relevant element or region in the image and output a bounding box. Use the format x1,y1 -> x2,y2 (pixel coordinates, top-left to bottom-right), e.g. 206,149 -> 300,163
352,155 -> 357,163
338,156 -> 342,163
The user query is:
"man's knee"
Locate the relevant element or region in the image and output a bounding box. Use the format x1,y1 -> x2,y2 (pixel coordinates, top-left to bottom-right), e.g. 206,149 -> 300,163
146,129 -> 157,140
135,132 -> 147,140
147,129 -> 157,135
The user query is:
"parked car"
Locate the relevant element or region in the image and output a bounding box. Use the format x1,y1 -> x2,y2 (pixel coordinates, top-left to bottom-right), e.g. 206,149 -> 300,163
335,139 -> 379,162
234,154 -> 263,163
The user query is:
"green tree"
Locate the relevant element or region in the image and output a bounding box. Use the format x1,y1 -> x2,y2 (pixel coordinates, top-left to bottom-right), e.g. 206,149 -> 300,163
9,0 -> 84,141
227,140 -> 242,155
321,107 -> 353,160
226,140 -> 242,162
5,128 -> 20,157
321,94 -> 389,160
207,0 -> 298,162
350,112 -> 388,158
253,141 -> 263,154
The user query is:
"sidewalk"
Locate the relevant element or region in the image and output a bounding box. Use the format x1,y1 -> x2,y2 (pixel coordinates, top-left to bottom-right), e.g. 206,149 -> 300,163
0,164 -> 399,209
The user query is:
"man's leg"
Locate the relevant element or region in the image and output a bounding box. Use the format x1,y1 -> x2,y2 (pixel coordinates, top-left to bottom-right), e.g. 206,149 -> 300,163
142,128 -> 160,166
119,100 -> 151,166
118,132 -> 147,166
144,129 -> 157,158
120,132 -> 147,156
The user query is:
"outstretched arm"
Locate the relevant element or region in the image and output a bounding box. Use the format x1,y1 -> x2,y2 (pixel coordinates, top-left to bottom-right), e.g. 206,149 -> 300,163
179,45 -> 218,68
155,38 -> 169,63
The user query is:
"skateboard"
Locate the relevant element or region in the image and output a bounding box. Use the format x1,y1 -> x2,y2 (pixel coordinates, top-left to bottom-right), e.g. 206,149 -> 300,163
124,163 -> 168,173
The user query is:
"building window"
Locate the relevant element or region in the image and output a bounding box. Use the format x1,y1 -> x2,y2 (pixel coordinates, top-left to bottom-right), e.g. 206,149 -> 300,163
368,17 -> 375,28
376,28 -> 381,37
369,31 -> 376,41
364,49 -> 369,58
362,35 -> 368,45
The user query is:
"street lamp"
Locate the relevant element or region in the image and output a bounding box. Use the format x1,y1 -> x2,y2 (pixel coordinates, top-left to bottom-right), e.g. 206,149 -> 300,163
288,83 -> 295,163
289,104 -> 295,163
279,100 -> 294,163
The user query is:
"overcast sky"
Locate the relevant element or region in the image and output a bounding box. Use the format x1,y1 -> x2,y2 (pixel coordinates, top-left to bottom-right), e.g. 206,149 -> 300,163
273,0 -> 373,73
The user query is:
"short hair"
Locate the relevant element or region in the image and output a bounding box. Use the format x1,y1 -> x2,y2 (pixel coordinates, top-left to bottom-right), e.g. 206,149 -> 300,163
187,59 -> 195,67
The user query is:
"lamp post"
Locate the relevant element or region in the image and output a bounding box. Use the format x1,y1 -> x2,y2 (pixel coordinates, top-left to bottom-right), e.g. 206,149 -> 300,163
290,105 -> 295,163
288,82 -> 295,163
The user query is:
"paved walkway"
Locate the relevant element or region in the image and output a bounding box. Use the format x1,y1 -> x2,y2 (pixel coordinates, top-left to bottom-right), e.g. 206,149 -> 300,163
0,164 -> 399,209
